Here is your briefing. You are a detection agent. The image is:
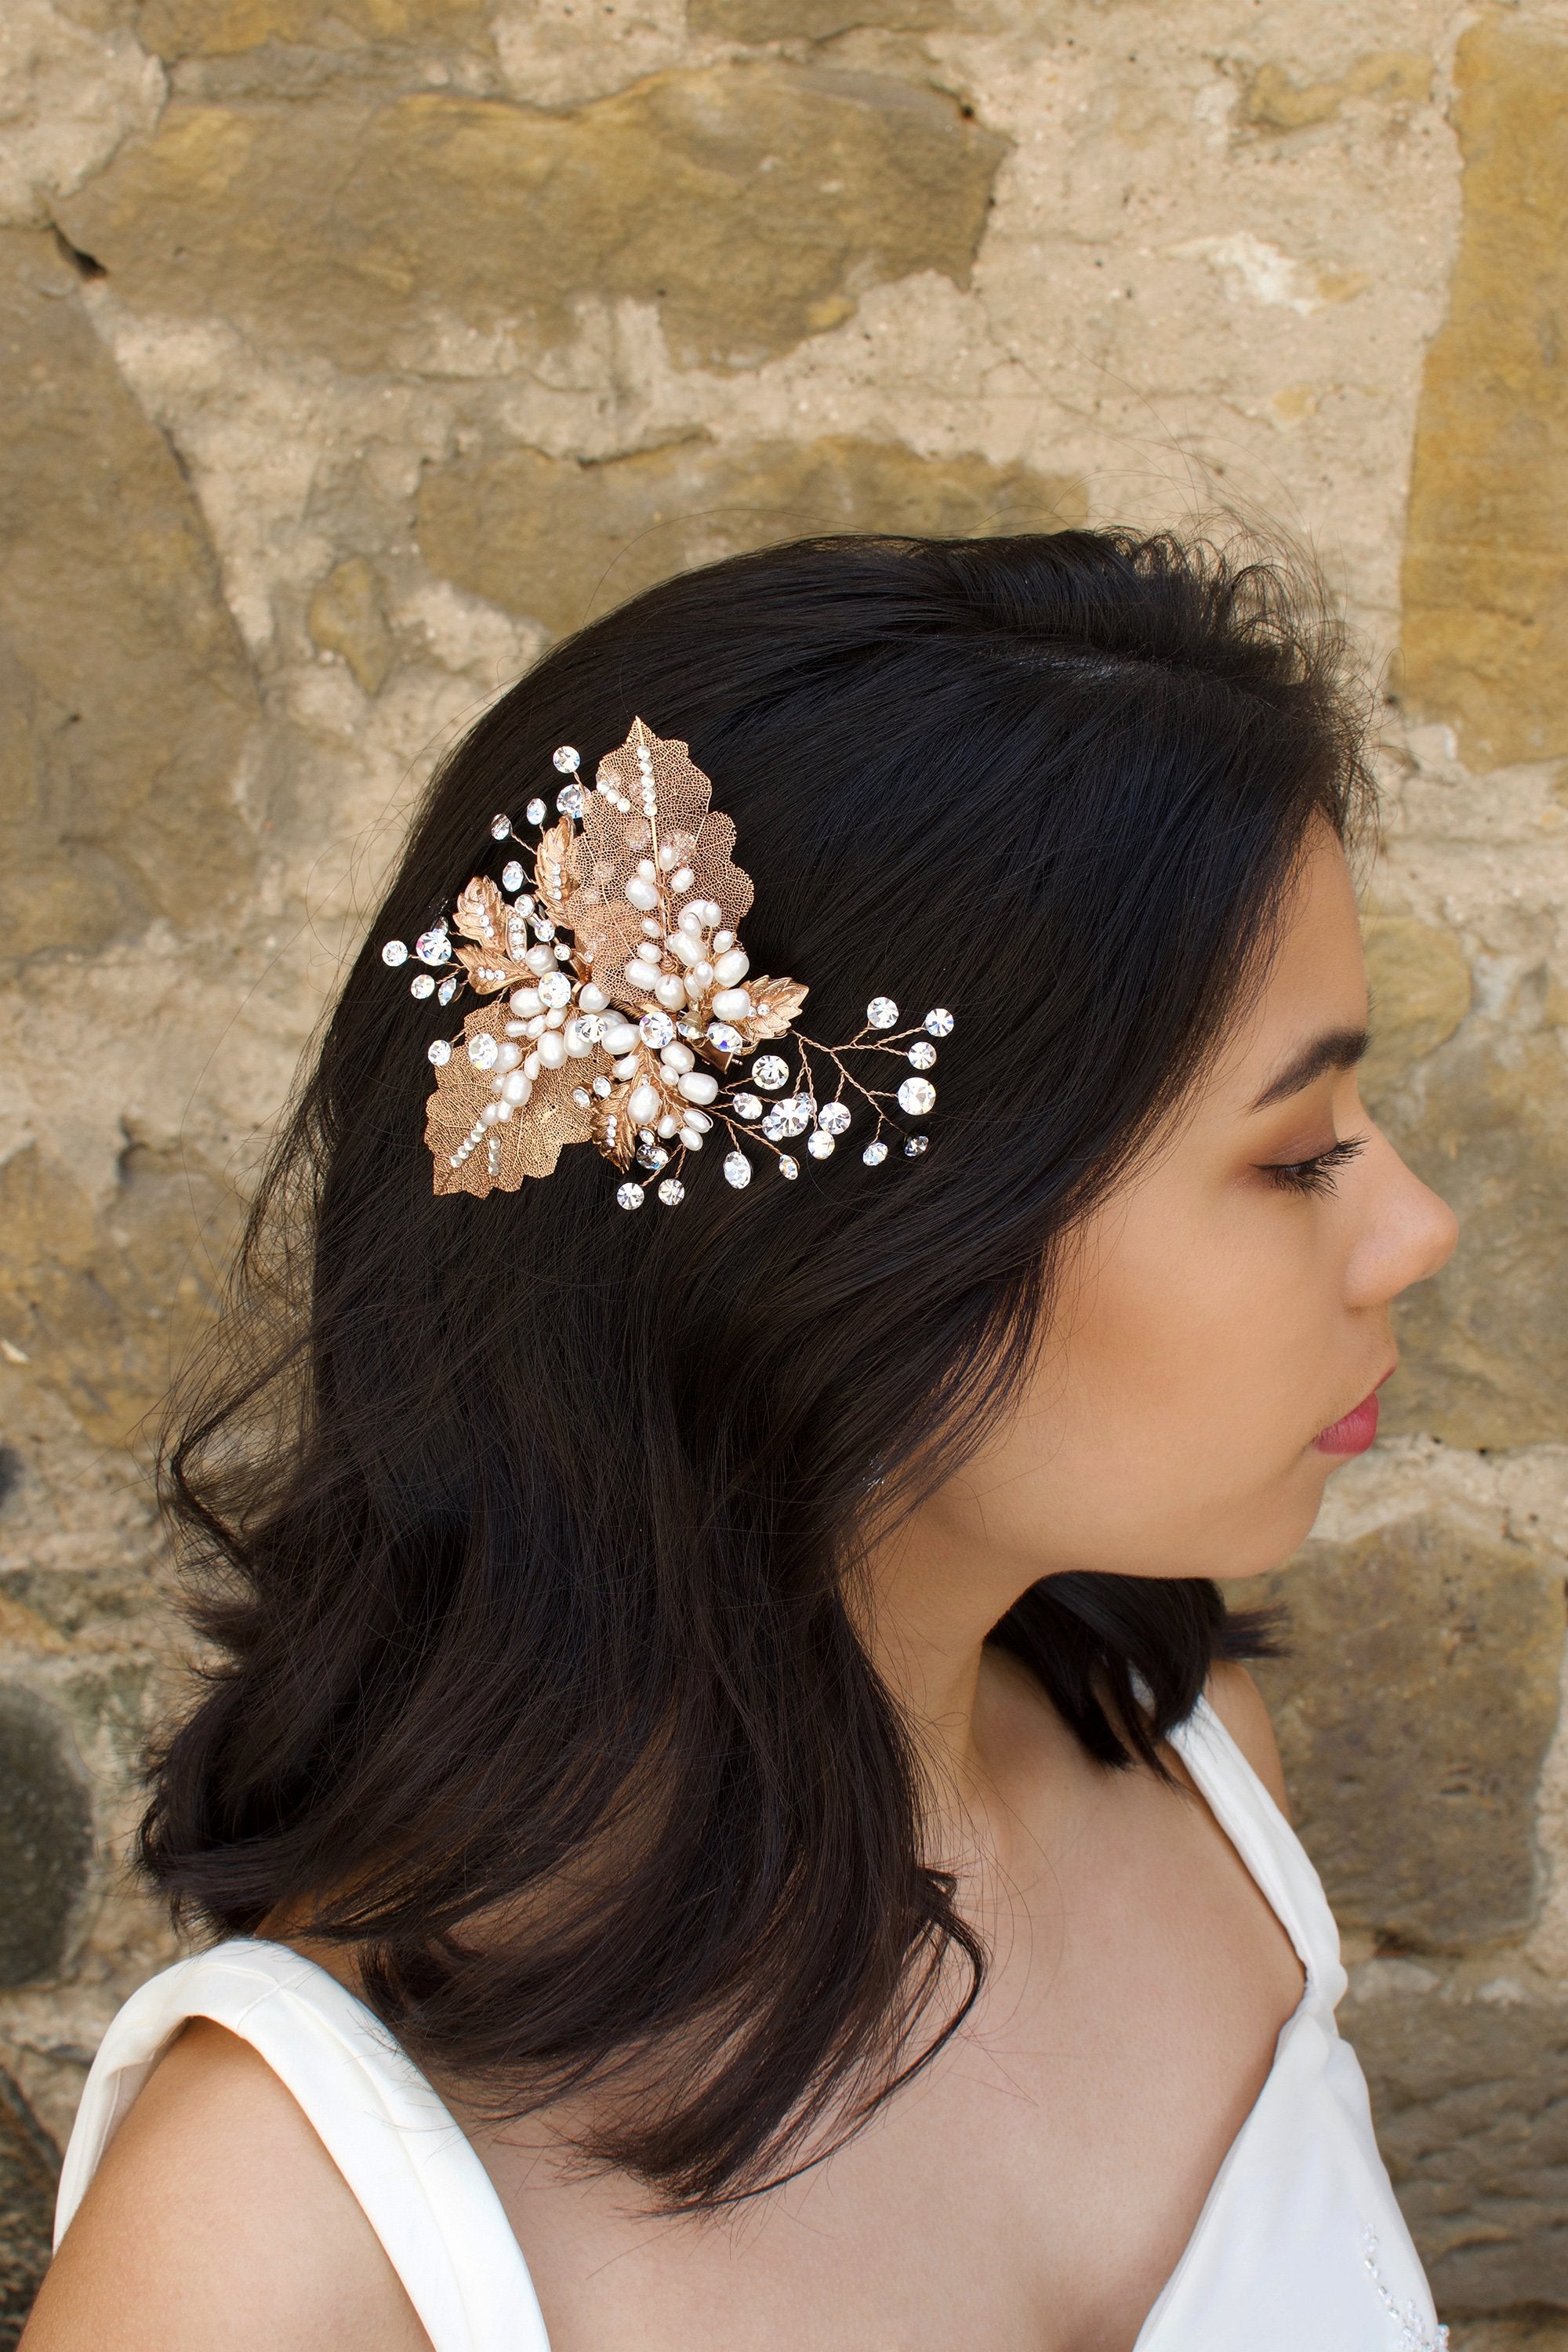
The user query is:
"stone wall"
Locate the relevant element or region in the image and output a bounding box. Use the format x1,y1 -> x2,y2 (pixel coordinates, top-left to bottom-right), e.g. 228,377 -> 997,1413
1,1 -> 1565,2342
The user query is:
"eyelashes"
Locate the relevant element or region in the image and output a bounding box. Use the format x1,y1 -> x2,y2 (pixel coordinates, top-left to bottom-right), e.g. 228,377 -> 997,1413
1264,1135 -> 1367,1198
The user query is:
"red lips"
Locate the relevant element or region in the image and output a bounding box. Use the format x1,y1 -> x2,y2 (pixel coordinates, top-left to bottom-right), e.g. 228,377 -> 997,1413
1314,1391 -> 1380,1456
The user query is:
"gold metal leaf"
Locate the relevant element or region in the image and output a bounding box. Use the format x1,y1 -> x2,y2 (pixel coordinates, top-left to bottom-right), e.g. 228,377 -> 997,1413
425,1001 -> 596,1198
737,976 -> 808,1044
452,876 -> 509,950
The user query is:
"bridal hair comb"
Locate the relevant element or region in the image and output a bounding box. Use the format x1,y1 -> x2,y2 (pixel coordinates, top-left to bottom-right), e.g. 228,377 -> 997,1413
380,720 -> 953,1207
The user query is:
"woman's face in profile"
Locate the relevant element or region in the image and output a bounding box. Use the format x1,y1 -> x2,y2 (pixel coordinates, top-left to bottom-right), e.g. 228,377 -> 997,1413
907,826 -> 1459,1599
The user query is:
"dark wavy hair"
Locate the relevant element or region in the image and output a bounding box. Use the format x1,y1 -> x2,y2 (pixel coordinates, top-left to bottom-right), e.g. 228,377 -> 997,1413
144,528 -> 1370,2208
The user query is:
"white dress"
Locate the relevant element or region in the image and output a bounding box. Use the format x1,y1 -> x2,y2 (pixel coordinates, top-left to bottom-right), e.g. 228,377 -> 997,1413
53,1697 -> 1447,2351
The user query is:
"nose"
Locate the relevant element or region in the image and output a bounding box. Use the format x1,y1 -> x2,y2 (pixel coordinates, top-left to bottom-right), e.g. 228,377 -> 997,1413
1344,1125 -> 1458,1309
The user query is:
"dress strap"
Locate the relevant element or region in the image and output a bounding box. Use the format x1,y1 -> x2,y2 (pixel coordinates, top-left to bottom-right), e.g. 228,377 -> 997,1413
56,1938 -> 550,2352
1165,1696 -> 1347,2010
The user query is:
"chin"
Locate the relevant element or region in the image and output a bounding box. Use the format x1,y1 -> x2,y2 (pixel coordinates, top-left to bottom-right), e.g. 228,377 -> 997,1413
1201,1461 -> 1336,1582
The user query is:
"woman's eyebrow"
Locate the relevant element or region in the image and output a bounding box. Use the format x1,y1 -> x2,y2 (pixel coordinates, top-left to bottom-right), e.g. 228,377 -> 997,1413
1250,1025 -> 1370,1111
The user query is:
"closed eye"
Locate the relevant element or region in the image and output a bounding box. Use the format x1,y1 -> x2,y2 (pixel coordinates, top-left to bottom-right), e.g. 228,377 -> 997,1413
1264,1136 -> 1367,1198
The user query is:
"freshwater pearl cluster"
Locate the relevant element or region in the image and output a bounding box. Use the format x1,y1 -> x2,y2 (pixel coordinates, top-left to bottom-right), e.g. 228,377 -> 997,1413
388,719 -> 956,1206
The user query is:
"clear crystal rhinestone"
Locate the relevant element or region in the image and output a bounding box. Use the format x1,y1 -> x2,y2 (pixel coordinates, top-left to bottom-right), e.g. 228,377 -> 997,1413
779,1094 -> 813,1138
638,1142 -> 670,1171
437,975 -> 459,1005
532,917 -> 555,939
733,1092 -> 762,1121
752,1054 -> 789,1091
410,973 -> 435,1000
760,1109 -> 787,1141
557,782 -> 585,818
706,1021 -> 745,1054
616,1181 -> 644,1210
490,815 -> 511,840
538,972 -> 572,1007
907,1040 -> 937,1069
904,1134 -> 928,1156
468,1032 -> 499,1069
924,1007 -> 954,1037
778,1155 -> 799,1180
639,1010 -> 676,1047
553,745 -> 581,773
414,926 -> 452,966
723,1150 -> 752,1189
428,1039 -> 452,1066
678,1017 -> 705,1040
501,860 -> 524,892
554,943 -> 572,962
818,1101 -> 851,1135
574,1013 -> 604,1043
866,996 -> 898,1029
657,1177 -> 685,1206
592,1075 -> 612,1097
898,1076 -> 936,1115
807,1131 -> 834,1159
862,1138 -> 887,1165
526,797 -> 546,826
572,1087 -> 591,1106
381,938 -> 408,966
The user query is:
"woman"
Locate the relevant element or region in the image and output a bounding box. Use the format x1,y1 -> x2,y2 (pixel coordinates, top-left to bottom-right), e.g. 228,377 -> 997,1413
26,529 -> 1458,2352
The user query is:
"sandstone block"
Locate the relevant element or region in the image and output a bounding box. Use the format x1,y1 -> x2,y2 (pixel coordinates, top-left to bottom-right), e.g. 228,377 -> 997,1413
139,0 -> 494,57
1360,914 -> 1472,1103
1375,1024 -> 1568,1448
0,2065 -> 55,2344
0,1682 -> 93,1987
1401,21 -> 1568,768
1250,1513 -> 1563,1950
308,556 -> 394,695
416,433 -> 1086,637
57,65 -> 1006,374
1242,51 -> 1432,134
1348,1968 -> 1568,2312
0,1143 -> 241,1450
0,231 -> 257,956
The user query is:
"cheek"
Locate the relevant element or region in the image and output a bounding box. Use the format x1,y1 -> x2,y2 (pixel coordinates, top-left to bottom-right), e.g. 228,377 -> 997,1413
1055,1185 -> 1331,1474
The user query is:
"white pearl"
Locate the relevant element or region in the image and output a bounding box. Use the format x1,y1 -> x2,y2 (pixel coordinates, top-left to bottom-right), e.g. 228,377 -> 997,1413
503,1021 -> 527,1039
481,1102 -> 502,1125
493,1041 -> 522,1072
713,930 -> 735,952
544,1007 -> 565,1029
668,931 -> 702,967
495,1100 -> 514,1121
660,1041 -> 695,1073
614,1052 -> 640,1079
538,1031 -> 568,1068
628,1080 -> 662,1124
683,1108 -> 713,1132
524,1051 -> 541,1079
654,974 -> 688,1009
656,1113 -> 681,1138
677,1069 -> 719,1105
678,906 -> 707,938
625,877 -> 659,911
525,945 -> 555,974
564,1023 -> 593,1058
510,986 -> 542,1014
670,865 -> 695,893
657,843 -> 678,871
603,1021 -> 640,1054
710,986 -> 752,1019
713,947 -> 750,986
501,1070 -> 532,1105
624,956 -> 662,990
579,983 -> 609,1013
678,1125 -> 705,1149
691,960 -> 714,990
637,857 -> 657,879
526,1014 -> 546,1036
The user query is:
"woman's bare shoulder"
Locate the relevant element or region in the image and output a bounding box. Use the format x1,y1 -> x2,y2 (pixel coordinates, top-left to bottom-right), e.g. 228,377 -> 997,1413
1203,1661 -> 1291,1817
23,2018 -> 430,2352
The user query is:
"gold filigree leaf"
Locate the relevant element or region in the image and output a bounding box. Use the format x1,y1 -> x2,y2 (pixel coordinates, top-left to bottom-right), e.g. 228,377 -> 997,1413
736,976 -> 808,1044
533,817 -> 576,923
579,720 -> 757,1005
426,1003 -> 594,1198
452,876 -> 508,949
592,1083 -> 637,1168
456,942 -> 528,995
